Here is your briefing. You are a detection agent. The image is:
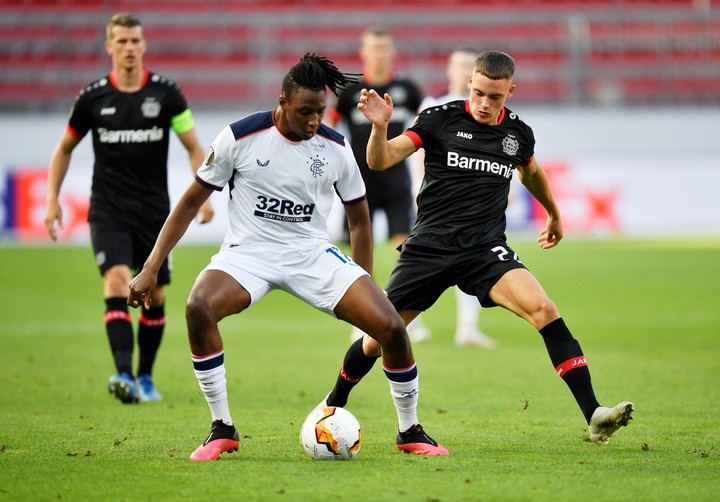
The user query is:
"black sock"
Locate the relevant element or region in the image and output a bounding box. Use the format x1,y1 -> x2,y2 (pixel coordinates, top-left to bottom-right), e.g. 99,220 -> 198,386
137,305 -> 165,376
539,318 -> 600,423
104,297 -> 134,376
327,338 -> 379,407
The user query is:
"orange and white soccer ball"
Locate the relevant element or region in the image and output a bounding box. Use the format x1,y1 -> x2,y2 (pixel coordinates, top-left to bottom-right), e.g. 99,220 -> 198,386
300,406 -> 362,460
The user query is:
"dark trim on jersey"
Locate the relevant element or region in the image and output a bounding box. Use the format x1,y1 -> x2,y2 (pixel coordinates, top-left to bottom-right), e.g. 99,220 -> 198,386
108,69 -> 149,91
340,193 -> 367,205
195,174 -> 223,192
316,123 -> 346,146
230,111 -> 274,141
464,100 -> 506,125
333,182 -> 367,205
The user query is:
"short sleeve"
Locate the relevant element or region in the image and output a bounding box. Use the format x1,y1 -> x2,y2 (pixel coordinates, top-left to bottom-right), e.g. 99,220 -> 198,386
333,137 -> 366,204
67,88 -> 93,138
195,125 -> 237,191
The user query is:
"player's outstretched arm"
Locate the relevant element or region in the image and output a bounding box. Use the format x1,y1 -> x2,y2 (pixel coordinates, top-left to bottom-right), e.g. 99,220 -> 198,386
128,181 -> 213,309
357,89 -> 416,171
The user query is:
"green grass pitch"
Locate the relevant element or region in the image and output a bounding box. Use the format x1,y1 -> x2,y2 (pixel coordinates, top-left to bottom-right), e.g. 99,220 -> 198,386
0,237 -> 718,500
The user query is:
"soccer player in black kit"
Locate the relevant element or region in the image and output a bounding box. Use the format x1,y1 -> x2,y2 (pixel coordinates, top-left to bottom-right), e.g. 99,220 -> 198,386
44,13 -> 213,404
325,26 -> 432,343
318,51 -> 634,448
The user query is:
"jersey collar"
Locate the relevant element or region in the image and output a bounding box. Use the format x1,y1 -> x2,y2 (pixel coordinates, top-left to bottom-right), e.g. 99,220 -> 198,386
464,100 -> 506,125
109,68 -> 150,91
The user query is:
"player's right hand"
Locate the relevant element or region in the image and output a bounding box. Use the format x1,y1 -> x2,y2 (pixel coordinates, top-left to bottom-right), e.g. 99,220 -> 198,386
44,201 -> 63,242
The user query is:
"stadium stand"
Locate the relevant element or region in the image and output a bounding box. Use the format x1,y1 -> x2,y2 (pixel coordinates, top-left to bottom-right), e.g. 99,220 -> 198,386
1,0 -> 719,111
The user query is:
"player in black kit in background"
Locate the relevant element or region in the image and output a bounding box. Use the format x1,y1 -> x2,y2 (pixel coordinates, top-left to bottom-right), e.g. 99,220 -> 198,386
319,51 -> 634,447
44,12 -> 213,404
325,26 -> 432,342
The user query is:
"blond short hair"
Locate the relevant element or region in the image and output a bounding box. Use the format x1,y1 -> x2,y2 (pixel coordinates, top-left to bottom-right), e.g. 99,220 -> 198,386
106,12 -> 142,40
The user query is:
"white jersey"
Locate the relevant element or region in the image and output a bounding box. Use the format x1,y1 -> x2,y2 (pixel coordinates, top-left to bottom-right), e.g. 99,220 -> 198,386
196,111 -> 366,247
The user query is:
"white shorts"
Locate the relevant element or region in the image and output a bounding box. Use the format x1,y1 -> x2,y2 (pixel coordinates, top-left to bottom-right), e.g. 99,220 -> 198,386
203,241 -> 369,316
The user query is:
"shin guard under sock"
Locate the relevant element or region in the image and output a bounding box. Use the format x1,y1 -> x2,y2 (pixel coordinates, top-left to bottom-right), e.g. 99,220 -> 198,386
104,297 -> 134,375
383,363 -> 419,433
137,305 -> 165,376
327,338 -> 379,407
192,349 -> 233,425
539,318 -> 600,423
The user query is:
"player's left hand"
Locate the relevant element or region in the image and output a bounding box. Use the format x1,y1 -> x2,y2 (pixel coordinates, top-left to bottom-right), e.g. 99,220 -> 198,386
197,199 -> 214,224
537,217 -> 563,249
357,89 -> 393,126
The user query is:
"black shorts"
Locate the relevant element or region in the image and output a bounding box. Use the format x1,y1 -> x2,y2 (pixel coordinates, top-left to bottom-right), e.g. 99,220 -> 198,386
89,220 -> 171,285
385,240 -> 527,312
342,179 -> 413,242
367,181 -> 413,237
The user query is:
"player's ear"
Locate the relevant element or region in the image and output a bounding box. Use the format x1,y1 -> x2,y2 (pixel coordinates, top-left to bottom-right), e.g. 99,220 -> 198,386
507,83 -> 516,99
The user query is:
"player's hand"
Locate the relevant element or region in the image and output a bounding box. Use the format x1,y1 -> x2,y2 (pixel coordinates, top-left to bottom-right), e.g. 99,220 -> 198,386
197,199 -> 214,224
357,89 -> 393,126
44,200 -> 63,242
128,270 -> 157,310
537,216 -> 563,249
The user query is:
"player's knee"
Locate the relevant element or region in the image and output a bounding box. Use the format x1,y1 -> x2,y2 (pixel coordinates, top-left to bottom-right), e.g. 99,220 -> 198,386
373,314 -> 408,352
103,265 -> 131,296
185,295 -> 214,332
531,298 -> 560,328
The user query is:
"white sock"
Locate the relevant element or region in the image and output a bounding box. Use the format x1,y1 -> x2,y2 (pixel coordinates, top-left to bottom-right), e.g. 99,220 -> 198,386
383,365 -> 419,432
192,355 -> 233,426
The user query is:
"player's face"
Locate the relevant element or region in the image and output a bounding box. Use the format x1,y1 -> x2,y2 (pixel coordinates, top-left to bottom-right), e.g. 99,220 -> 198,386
105,25 -> 146,71
466,72 -> 515,125
280,88 -> 327,141
360,34 -> 396,74
447,51 -> 477,94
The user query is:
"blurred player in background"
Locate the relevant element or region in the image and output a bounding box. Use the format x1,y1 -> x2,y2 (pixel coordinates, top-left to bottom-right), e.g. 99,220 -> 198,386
128,54 -> 447,460
44,13 -> 214,404
410,46 -> 496,348
320,51 -> 634,446
324,26 -> 432,343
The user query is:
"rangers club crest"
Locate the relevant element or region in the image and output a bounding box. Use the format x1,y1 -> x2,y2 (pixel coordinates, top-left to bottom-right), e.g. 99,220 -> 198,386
502,136 -> 519,156
308,155 -> 325,178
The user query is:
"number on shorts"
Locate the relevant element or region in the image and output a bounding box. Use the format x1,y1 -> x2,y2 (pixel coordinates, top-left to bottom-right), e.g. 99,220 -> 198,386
490,245 -> 523,264
326,245 -> 355,265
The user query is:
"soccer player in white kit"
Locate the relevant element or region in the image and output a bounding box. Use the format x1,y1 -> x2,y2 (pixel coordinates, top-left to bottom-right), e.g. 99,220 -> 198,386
128,54 -> 447,460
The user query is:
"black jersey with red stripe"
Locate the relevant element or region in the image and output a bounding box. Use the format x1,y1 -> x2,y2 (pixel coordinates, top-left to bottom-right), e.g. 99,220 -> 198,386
405,100 -> 535,250
68,70 -> 189,225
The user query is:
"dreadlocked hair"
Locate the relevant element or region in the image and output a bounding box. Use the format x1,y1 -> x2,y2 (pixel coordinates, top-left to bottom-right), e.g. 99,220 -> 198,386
282,53 -> 361,98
